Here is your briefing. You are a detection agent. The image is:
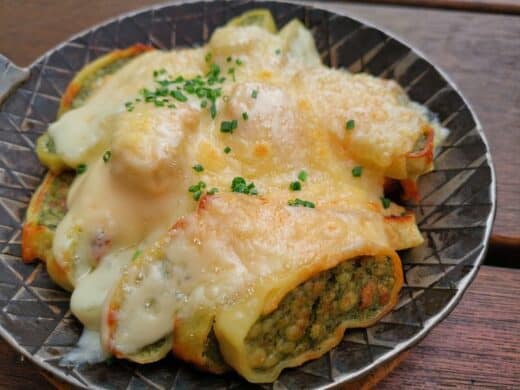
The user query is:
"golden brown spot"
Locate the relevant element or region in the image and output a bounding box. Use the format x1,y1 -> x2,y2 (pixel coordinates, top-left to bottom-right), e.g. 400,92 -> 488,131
258,70 -> 272,80
298,98 -> 311,112
254,143 -> 270,157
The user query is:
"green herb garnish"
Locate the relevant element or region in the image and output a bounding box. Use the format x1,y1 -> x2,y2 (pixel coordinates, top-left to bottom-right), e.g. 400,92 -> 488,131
352,166 -> 363,177
289,181 -> 301,191
381,197 -> 391,209
102,151 -> 112,163
298,170 -> 308,182
207,187 -> 219,195
346,119 -> 356,130
76,164 -> 87,175
288,198 -> 315,208
171,90 -> 188,102
193,164 -> 204,173
251,89 -> 258,99
221,119 -> 238,133
228,67 -> 236,82
231,177 -> 258,195
224,146 -> 231,154
132,249 -> 142,261
124,101 -> 134,112
188,181 -> 207,201
242,112 -> 249,120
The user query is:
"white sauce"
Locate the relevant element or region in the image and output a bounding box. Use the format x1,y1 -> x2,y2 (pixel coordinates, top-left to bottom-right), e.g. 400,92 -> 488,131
60,329 -> 109,366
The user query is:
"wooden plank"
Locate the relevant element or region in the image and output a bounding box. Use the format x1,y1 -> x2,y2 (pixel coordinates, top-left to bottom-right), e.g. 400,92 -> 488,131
0,266 -> 517,388
346,0 -> 520,15
0,0 -> 517,239
378,266 -> 520,388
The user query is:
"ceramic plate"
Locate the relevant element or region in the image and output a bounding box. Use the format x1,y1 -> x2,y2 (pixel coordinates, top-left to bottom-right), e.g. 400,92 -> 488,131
0,1 -> 495,388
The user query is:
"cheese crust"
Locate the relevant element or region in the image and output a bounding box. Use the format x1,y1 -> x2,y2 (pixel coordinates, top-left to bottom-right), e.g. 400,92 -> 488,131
22,10 -> 446,383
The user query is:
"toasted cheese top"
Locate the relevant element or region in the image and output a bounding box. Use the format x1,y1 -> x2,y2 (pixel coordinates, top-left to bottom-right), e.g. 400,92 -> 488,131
43,21 -> 442,354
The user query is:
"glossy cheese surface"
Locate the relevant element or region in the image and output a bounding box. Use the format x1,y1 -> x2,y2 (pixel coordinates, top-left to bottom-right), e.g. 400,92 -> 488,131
39,20 -> 442,375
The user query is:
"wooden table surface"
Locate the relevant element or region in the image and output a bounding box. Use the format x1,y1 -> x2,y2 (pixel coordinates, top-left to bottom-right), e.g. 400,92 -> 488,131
0,1 -> 519,389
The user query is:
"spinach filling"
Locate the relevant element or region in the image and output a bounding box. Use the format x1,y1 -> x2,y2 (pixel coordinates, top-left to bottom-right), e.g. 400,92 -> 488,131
71,57 -> 132,108
244,256 -> 395,371
37,172 -> 74,229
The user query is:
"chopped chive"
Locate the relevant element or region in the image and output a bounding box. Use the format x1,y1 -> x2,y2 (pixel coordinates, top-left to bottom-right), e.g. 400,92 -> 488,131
102,150 -> 112,163
251,89 -> 258,99
224,146 -> 231,154
346,119 -> 356,130
132,249 -> 142,261
205,52 -> 212,63
200,100 -> 208,108
380,197 -> 391,209
231,177 -> 258,195
298,170 -> 308,182
242,112 -> 249,120
124,101 -> 134,112
193,190 -> 202,201
236,58 -> 243,65
193,164 -> 204,173
210,102 -> 217,119
207,187 -> 219,195
76,164 -> 87,175
275,48 -> 281,55
288,198 -> 315,208
228,67 -> 236,81
226,56 -> 232,62
220,119 -> 238,133
289,181 -> 302,191
352,166 -> 363,177
171,90 -> 188,102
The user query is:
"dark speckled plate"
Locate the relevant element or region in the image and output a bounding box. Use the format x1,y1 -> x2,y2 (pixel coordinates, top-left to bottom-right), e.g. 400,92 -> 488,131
0,1 -> 495,388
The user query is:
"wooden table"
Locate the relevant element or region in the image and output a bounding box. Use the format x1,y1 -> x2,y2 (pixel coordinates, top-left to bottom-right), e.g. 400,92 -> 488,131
0,1 -> 518,388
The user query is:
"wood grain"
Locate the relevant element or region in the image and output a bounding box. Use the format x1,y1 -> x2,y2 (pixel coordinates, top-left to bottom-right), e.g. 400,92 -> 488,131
1,266 -> 518,389
378,266 -> 520,388
346,0 -> 520,14
0,0 -> 518,238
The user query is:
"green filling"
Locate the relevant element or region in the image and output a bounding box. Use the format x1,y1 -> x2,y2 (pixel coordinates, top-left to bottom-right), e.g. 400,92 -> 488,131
37,172 -> 74,229
46,135 -> 56,153
129,335 -> 172,362
244,256 -> 395,371
203,328 -> 228,369
412,132 -> 427,153
71,57 -> 132,108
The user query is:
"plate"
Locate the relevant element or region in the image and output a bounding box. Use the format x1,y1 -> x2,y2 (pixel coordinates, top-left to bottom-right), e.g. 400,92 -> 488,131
0,1 -> 495,388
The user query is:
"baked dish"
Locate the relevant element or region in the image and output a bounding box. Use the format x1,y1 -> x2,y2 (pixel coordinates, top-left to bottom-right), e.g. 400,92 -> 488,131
22,10 -> 447,383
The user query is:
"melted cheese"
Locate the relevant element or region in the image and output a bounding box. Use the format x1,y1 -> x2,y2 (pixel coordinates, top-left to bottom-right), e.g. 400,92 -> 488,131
104,194 -> 394,354
44,22 -> 445,363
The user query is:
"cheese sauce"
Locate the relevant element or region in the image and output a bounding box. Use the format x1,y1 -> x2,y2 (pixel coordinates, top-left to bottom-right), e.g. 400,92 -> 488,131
45,23 -> 445,360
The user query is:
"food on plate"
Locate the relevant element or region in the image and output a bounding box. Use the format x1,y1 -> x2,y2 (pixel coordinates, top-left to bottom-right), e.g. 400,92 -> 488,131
22,9 -> 447,383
